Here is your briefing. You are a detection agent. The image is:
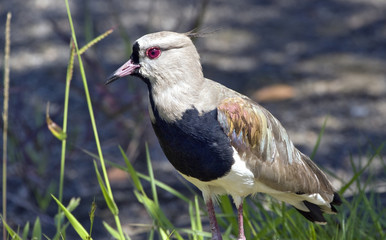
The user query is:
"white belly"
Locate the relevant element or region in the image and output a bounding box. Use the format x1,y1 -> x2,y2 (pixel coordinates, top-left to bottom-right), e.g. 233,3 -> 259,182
180,148 -> 280,207
180,148 -> 332,213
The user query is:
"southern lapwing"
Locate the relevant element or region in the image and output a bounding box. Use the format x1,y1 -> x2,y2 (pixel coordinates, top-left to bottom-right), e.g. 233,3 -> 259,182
106,31 -> 342,240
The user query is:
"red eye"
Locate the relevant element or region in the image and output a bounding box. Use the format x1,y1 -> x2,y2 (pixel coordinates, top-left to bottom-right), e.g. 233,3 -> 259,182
146,47 -> 161,59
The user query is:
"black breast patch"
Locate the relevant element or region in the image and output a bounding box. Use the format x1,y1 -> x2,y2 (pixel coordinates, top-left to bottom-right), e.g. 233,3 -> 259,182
150,102 -> 235,182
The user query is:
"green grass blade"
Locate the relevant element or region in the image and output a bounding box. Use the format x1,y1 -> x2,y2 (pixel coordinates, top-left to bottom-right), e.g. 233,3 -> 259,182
81,148 -> 100,160
53,221 -> 71,240
78,29 -> 114,55
218,195 -> 238,236
66,197 -> 81,212
134,192 -> 171,229
148,228 -> 155,240
223,224 -> 233,239
179,229 -> 211,239
134,191 -> 183,240
310,116 -> 328,160
52,195 -> 92,240
159,228 -> 169,239
32,217 -> 42,240
308,223 -> 316,240
93,161 -> 119,215
1,216 -> 22,240
242,201 -> 256,239
103,221 -> 121,239
137,172 -> 190,203
56,41 -> 75,237
340,143 -> 384,194
22,221 -> 30,240
194,195 -> 203,240
53,197 -> 79,240
119,146 -> 145,194
145,143 -> 159,206
92,161 -> 127,239
89,200 -> 96,236
250,198 -> 279,238
188,199 -> 197,240
105,157 -> 191,203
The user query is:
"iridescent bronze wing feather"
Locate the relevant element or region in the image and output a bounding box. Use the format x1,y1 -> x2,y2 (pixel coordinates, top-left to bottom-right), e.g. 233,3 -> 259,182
217,97 -> 335,202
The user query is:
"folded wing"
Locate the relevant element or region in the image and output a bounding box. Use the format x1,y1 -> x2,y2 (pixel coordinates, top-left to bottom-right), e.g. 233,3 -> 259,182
217,97 -> 341,223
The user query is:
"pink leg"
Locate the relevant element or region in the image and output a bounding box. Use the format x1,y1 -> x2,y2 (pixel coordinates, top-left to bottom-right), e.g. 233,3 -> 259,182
206,198 -> 222,240
237,203 -> 246,240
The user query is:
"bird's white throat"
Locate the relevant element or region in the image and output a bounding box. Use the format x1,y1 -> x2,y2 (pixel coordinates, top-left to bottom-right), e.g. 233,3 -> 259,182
149,78 -> 218,122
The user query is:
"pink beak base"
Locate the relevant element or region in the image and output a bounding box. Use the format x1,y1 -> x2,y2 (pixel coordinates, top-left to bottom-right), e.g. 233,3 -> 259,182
105,59 -> 140,85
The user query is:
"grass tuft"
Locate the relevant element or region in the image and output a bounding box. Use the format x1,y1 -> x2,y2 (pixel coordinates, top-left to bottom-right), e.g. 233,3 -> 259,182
52,195 -> 91,240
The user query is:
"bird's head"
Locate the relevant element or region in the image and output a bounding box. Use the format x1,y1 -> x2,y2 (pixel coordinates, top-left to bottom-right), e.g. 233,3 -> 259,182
106,31 -> 203,87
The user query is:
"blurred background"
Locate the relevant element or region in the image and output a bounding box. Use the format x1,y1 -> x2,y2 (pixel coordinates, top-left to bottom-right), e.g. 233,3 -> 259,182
1,0 -> 385,239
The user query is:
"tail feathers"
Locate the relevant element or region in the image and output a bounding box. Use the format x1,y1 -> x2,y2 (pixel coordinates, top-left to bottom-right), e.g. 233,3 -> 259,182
330,192 -> 343,213
295,201 -> 327,224
295,192 -> 342,224
332,192 -> 343,206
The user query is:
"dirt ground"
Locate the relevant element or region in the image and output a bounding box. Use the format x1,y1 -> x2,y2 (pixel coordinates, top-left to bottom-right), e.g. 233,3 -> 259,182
1,0 -> 385,239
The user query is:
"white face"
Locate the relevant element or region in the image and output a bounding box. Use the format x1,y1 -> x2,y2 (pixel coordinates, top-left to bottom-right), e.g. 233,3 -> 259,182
106,31 -> 206,122
107,31 -> 198,85
134,31 -> 201,86
107,31 -> 203,87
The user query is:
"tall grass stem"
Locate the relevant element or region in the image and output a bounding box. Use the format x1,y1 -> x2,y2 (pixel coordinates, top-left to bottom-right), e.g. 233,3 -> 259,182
64,0 -> 111,197
56,41 -> 75,235
2,12 -> 12,240
64,0 -> 124,238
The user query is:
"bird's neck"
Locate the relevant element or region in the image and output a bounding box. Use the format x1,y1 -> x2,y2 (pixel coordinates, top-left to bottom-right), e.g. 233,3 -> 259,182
148,79 -> 204,122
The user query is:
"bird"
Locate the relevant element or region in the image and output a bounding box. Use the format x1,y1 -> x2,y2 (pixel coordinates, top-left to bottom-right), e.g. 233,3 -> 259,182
106,31 -> 342,240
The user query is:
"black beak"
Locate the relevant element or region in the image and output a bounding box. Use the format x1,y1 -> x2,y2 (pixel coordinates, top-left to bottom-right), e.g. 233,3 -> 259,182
105,74 -> 120,85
